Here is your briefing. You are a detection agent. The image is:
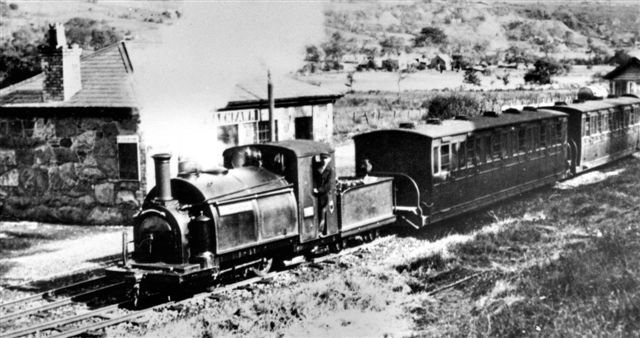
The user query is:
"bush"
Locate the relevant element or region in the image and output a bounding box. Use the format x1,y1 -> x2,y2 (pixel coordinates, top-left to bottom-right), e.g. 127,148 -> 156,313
9,3 -> 18,10
414,26 -> 447,47
524,58 -> 564,85
463,69 -> 481,86
423,93 -> 483,119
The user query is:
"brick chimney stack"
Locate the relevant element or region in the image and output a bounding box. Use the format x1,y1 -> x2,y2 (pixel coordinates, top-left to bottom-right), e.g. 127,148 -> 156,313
41,23 -> 82,102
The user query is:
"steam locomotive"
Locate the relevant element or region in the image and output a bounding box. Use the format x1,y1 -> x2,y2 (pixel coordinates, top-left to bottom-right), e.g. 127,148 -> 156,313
106,95 -> 640,299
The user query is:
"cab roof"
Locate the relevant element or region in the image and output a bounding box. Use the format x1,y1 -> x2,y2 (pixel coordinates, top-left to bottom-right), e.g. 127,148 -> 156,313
355,109 -> 566,140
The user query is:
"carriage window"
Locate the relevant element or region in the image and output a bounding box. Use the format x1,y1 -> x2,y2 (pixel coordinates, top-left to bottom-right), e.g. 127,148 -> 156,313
466,138 -> 475,167
531,126 -> 539,151
624,108 -> 630,127
451,143 -> 459,171
490,135 -> 501,160
476,137 -> 486,163
584,116 -> 590,136
540,124 -> 547,148
441,144 -> 451,172
518,128 -> 526,153
458,142 -> 466,169
433,146 -> 440,175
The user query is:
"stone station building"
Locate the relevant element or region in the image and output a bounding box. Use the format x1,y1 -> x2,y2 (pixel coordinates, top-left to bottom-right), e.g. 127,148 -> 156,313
0,25 -> 342,224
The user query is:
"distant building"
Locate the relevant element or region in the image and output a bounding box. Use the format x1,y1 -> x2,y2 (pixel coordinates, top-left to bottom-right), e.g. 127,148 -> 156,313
430,54 -> 451,71
604,56 -> 640,96
0,24 -> 342,225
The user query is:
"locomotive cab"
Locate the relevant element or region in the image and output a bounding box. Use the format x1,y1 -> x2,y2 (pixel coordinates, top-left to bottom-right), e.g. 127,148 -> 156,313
224,140 -> 340,247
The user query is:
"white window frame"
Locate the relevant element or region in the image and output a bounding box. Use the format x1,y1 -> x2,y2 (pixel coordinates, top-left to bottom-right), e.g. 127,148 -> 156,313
117,135 -> 141,181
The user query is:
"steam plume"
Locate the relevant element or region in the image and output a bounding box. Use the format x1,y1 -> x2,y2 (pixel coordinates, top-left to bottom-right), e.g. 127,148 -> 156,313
133,1 -> 324,172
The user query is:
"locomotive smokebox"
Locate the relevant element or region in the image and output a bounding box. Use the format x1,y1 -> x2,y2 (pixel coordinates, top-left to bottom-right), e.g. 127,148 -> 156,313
152,153 -> 173,202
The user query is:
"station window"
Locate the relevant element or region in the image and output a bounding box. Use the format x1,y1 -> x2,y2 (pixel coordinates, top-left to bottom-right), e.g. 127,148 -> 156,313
117,135 -> 140,181
258,121 -> 278,143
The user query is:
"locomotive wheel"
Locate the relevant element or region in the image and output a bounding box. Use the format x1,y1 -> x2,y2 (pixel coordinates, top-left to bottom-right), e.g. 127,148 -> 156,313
250,258 -> 273,277
130,284 -> 140,308
329,240 -> 343,253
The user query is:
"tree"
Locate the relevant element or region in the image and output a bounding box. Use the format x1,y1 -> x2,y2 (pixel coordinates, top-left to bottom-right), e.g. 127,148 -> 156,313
0,27 -> 44,88
380,35 -> 406,55
64,17 -> 122,50
414,26 -> 447,47
322,32 -> 350,63
524,58 -> 563,84
304,45 -> 324,63
610,49 -> 631,66
463,69 -> 481,86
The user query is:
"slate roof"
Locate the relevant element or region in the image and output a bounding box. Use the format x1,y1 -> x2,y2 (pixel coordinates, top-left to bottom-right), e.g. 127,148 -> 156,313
224,75 -> 344,110
0,41 -> 343,111
604,57 -> 640,80
0,42 -> 137,108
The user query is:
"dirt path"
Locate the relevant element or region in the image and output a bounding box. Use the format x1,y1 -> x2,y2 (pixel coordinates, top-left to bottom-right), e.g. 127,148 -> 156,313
0,222 -> 129,287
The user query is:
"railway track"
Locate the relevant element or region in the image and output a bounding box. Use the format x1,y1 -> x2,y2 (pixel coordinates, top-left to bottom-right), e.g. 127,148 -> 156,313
0,234 -> 393,338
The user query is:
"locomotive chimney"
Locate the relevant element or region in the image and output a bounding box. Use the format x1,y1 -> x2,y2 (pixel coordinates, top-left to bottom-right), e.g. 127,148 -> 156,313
152,153 -> 173,202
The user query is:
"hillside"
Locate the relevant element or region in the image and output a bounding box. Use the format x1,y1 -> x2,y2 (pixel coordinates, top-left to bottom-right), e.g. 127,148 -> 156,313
1,0 -> 639,89
323,0 -> 640,63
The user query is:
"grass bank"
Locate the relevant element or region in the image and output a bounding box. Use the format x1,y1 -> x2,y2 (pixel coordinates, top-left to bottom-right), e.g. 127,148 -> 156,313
394,155 -> 640,337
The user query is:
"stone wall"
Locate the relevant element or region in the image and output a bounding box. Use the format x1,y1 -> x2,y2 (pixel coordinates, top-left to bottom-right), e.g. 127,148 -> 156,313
0,114 -> 145,224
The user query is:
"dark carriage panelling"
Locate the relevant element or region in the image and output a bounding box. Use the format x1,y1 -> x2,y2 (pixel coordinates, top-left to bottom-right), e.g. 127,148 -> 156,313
545,96 -> 640,173
354,109 -> 568,226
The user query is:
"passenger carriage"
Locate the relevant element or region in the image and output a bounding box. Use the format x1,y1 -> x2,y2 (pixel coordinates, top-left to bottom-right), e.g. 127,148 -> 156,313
545,96 -> 640,174
354,108 -> 569,228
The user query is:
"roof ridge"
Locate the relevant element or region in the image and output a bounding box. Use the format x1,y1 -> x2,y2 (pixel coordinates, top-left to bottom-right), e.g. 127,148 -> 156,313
0,73 -> 45,96
235,83 -> 263,100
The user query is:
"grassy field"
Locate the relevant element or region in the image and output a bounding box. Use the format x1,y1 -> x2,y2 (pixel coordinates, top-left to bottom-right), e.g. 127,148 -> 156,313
393,155 -> 640,337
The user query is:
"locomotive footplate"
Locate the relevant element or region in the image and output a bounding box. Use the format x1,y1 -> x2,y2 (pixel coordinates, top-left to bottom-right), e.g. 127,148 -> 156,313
106,263 -> 219,293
